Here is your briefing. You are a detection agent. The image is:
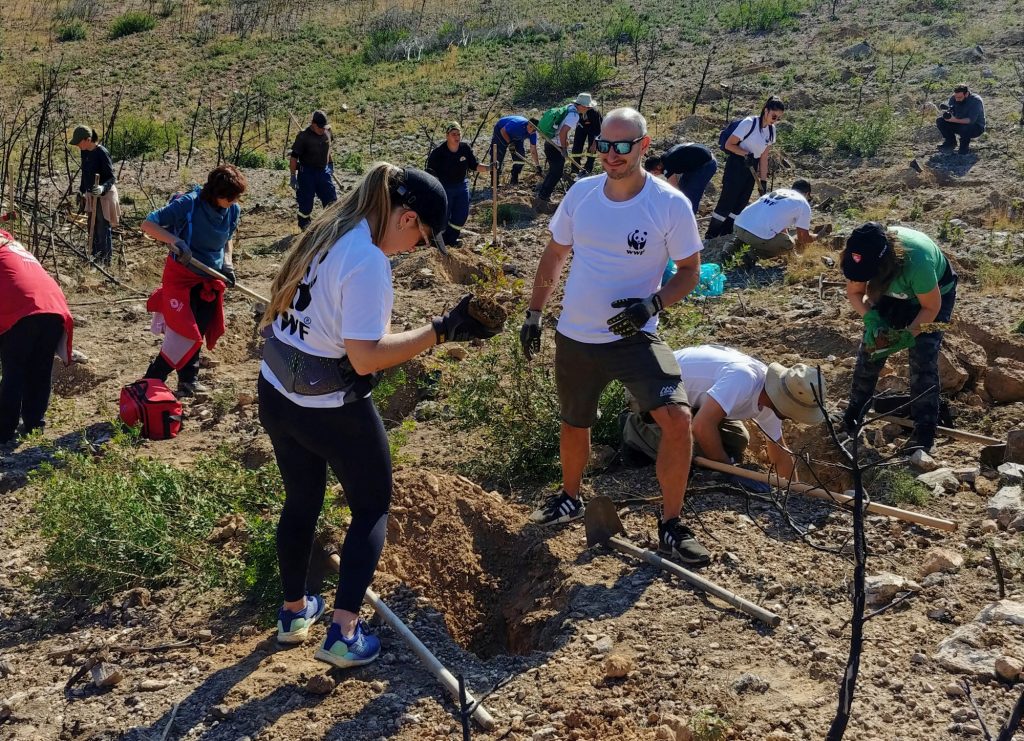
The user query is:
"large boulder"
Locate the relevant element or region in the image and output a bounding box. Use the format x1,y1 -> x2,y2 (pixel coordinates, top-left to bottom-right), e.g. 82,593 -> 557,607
985,358 -> 1024,403
987,486 -> 1024,527
865,572 -> 921,607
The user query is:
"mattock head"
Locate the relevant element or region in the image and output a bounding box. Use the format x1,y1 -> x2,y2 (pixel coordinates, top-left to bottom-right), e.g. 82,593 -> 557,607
584,495 -> 626,547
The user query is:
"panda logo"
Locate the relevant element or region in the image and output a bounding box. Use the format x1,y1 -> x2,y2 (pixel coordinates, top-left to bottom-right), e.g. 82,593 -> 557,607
626,229 -> 648,255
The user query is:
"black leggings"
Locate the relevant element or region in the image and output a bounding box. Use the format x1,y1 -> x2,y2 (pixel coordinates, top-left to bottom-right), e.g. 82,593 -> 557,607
257,374 -> 392,613
0,313 -> 65,442
145,284 -> 216,384
706,154 -> 755,238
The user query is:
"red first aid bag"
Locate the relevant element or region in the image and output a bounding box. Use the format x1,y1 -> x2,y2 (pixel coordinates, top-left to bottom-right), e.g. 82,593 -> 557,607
119,379 -> 183,440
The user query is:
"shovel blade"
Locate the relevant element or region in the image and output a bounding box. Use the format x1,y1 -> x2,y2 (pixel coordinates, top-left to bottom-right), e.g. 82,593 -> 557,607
585,495 -> 626,547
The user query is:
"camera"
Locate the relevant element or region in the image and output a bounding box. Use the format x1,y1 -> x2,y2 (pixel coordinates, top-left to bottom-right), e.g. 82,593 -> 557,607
942,110 -> 952,120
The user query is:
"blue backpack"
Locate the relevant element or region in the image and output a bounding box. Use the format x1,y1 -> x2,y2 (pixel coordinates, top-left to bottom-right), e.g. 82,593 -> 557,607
717,117 -> 773,153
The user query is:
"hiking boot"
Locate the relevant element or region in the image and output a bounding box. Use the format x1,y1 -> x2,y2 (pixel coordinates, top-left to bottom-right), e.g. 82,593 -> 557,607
958,142 -> 971,154
658,517 -> 711,567
903,427 -> 936,454
937,140 -> 956,151
277,594 -> 327,644
177,380 -> 209,398
528,490 -> 584,526
314,620 -> 381,669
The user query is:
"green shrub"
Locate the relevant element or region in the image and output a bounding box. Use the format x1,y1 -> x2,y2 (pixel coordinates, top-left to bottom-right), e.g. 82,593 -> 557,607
834,108 -> 895,157
110,11 -> 157,39
976,260 -> 1024,291
268,155 -> 289,171
33,429 -> 346,606
720,0 -> 803,33
56,20 -> 87,42
515,52 -> 612,103
333,60 -> 365,91
787,115 -> 830,153
442,328 -> 625,486
106,114 -> 177,161
362,10 -> 415,63
235,149 -> 267,168
865,467 -> 932,507
339,151 -> 365,174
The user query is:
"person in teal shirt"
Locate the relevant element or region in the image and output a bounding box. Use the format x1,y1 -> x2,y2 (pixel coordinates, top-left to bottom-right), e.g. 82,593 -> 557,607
838,222 -> 957,452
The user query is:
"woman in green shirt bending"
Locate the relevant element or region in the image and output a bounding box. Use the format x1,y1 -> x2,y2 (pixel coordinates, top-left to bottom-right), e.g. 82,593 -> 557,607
838,222 -> 957,452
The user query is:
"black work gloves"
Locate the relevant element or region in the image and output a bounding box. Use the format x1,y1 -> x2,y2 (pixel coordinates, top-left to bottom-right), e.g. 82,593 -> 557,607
607,294 -> 663,337
520,309 -> 542,360
432,294 -> 502,344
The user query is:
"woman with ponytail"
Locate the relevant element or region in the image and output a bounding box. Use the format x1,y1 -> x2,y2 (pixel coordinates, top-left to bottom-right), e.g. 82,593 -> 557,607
69,125 -> 119,265
258,163 -> 501,669
706,96 -> 784,239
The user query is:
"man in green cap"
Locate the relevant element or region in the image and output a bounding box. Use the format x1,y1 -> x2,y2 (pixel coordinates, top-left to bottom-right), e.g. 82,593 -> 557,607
70,125 -> 119,265
425,121 -> 492,247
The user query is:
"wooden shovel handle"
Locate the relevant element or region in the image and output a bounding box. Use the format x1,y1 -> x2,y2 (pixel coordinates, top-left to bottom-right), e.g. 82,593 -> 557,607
693,456 -> 957,532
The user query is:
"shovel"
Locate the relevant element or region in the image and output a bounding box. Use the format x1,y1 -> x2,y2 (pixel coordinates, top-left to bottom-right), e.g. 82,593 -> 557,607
584,496 -> 781,627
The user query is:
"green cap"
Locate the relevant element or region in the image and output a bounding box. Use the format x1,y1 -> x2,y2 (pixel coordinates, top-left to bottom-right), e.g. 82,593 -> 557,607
445,121 -> 462,134
69,125 -> 93,145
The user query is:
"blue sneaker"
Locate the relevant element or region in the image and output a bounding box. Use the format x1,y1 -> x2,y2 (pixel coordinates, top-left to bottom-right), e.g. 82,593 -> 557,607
276,594 -> 327,644
314,620 -> 381,669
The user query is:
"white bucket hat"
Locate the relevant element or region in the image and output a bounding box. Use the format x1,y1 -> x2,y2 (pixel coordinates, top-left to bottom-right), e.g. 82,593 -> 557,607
764,363 -> 826,425
574,92 -> 597,108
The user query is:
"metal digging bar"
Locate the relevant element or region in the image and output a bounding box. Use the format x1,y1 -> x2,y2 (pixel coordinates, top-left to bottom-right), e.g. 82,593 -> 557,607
584,495 -> 781,627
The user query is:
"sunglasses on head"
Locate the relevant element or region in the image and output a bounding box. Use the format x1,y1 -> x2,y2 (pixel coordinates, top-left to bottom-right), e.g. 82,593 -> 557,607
595,136 -> 644,155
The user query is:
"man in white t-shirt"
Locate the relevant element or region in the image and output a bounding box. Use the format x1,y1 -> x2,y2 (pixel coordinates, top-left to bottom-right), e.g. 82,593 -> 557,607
733,179 -> 817,259
620,345 -> 826,489
535,93 -> 594,212
519,107 -> 711,566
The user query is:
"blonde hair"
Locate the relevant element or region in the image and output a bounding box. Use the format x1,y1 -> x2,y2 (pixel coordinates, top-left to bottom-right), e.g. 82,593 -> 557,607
260,162 -> 400,330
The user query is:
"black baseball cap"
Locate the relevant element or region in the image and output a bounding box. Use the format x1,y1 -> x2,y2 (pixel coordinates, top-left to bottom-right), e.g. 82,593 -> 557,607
392,167 -> 448,254
311,110 -> 328,127
841,222 -> 889,282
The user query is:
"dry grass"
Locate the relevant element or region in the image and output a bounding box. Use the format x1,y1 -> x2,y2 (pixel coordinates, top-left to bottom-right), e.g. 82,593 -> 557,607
784,242 -> 837,286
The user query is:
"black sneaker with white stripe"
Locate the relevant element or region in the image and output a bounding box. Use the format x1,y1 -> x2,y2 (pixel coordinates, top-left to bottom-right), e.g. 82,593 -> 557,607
658,517 -> 711,566
528,490 -> 584,526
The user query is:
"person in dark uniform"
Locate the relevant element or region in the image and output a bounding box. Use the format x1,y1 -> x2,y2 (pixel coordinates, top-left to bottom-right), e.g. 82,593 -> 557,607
644,143 -> 718,215
570,106 -> 603,178
70,125 -> 116,265
290,111 -> 337,230
426,122 -> 492,247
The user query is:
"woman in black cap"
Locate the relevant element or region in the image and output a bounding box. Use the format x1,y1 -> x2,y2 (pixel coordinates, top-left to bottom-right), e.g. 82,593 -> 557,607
838,222 -> 957,451
425,122 -> 492,248
706,96 -> 784,239
70,125 -> 118,265
257,163 -> 501,669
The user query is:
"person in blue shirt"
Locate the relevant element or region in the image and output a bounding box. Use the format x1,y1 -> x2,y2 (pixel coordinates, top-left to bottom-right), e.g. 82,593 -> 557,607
491,115 -> 541,185
140,165 -> 248,396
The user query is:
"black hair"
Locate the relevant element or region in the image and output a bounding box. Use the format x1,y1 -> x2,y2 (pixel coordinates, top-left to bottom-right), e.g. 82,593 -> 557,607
953,84 -> 970,95
792,179 -> 811,195
643,154 -> 664,173
761,96 -> 785,117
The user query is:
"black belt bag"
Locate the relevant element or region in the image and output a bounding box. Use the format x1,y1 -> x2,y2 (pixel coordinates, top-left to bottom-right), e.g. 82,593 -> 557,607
262,335 -> 379,400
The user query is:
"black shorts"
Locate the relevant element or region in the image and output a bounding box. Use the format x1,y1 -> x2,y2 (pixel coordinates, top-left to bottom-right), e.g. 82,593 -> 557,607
554,331 -> 688,428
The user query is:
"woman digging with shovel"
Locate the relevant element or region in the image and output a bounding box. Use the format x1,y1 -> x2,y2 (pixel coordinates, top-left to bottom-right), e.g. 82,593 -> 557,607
257,163 -> 502,669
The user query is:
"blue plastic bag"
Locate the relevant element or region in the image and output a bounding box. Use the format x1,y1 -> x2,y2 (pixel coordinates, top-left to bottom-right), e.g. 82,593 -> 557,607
693,263 -> 726,297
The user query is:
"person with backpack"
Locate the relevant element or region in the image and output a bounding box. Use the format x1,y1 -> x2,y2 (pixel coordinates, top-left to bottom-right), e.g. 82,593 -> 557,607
290,111 -> 337,230
140,165 -> 248,397
70,125 -> 120,266
0,231 -> 74,445
733,179 -> 818,260
643,142 -> 718,215
706,96 -> 785,239
257,164 -> 501,669
837,223 -> 957,453
936,84 -> 986,154
534,93 -> 596,213
426,121 -> 493,248
570,105 -> 603,179
520,107 -> 710,566
491,115 -> 541,185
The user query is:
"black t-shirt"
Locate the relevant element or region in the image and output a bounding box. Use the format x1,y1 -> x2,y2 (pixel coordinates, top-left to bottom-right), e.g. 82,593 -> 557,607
290,126 -> 332,169
662,143 -> 714,176
576,108 -> 603,140
80,145 -> 114,193
426,142 -> 479,186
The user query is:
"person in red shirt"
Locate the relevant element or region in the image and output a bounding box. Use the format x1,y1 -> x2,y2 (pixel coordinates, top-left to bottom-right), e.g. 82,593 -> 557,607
0,231 -> 74,444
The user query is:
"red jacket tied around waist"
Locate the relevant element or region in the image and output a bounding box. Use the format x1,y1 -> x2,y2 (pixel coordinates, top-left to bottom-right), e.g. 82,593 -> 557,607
147,255 -> 226,369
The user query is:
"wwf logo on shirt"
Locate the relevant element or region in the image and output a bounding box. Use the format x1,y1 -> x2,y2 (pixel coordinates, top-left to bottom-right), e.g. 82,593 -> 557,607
626,230 -> 648,255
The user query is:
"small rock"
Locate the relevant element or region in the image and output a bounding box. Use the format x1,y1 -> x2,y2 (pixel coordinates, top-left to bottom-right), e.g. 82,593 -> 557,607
910,449 -> 938,472
443,345 -> 469,361
980,519 -> 999,533
70,348 -> 90,364
998,462 -> 1024,485
593,636 -> 614,654
655,726 -> 676,741
236,392 -> 255,407
995,656 -> 1023,683
911,652 -> 928,664
1009,515 -> 1024,532
917,468 -> 959,492
945,682 -> 966,697
197,629 -> 214,642
91,662 -> 124,689
985,358 -> 1024,403
920,548 -> 964,577
865,572 -> 922,607
531,728 -> 557,741
603,653 -> 633,679
305,674 -> 336,695
987,486 -> 1024,527
732,673 -> 769,693
210,704 -> 231,720
398,712 -> 422,726
138,679 -> 171,691
0,657 -> 12,677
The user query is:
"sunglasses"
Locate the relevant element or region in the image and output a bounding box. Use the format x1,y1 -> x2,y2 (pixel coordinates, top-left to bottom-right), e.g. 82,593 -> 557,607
595,136 -> 644,155
767,112 -> 784,121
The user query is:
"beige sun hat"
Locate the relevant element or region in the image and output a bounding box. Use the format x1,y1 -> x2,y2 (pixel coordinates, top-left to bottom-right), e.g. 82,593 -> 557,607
764,363 -> 826,425
574,92 -> 597,108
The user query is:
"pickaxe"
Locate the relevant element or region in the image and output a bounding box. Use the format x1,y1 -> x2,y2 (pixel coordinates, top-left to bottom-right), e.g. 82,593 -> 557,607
584,495 -> 781,626
818,273 -> 845,299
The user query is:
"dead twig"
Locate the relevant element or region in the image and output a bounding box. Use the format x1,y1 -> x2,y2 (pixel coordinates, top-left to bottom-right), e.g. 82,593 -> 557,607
961,679 -> 994,741
989,544 -> 1006,600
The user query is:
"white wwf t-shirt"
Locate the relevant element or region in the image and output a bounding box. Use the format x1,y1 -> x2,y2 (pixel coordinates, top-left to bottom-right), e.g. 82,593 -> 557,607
549,173 -> 702,344
734,188 -> 812,239
557,108 -> 581,141
260,219 -> 393,408
674,345 -> 783,441
732,115 -> 775,158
